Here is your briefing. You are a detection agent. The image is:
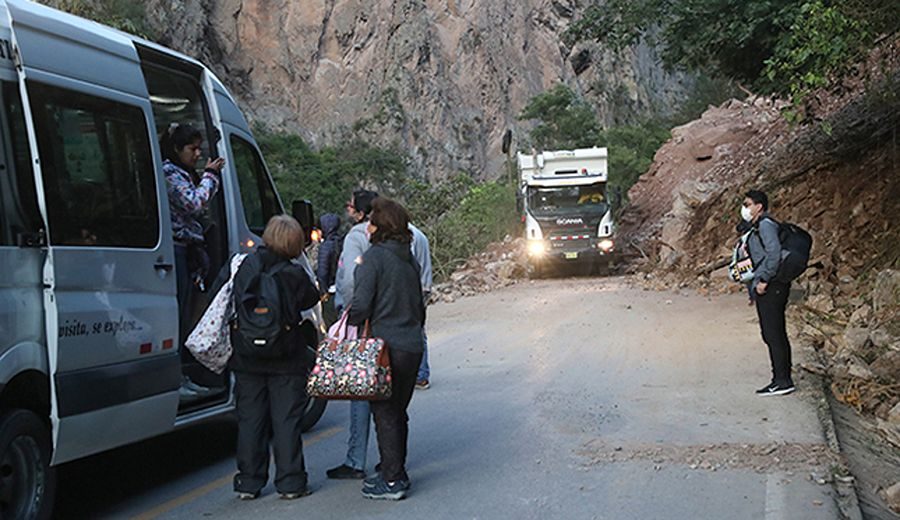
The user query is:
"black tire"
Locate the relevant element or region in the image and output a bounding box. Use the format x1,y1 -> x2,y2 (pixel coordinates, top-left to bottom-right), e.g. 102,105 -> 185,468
0,409 -> 56,520
300,398 -> 327,433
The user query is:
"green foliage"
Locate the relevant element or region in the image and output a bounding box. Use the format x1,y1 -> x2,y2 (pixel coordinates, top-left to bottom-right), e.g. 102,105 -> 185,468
423,181 -> 518,281
518,85 -> 602,150
255,127 -> 408,218
566,0 -> 899,105
762,1 -> 869,104
41,0 -> 155,39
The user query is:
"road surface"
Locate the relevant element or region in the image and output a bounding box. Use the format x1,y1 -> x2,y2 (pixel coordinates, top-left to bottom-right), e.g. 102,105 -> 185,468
54,277 -> 839,519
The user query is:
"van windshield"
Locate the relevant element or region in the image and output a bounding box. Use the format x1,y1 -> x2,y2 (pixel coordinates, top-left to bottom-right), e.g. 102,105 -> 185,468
526,183 -> 608,216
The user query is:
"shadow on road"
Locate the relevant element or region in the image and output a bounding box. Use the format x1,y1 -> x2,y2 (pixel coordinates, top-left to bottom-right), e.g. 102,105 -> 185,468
54,419 -> 237,518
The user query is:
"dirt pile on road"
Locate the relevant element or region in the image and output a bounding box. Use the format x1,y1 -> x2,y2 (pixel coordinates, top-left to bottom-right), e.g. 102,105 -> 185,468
430,236 -> 528,303
619,38 -> 900,444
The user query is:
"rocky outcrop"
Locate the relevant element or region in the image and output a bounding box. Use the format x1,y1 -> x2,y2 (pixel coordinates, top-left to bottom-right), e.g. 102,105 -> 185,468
143,0 -> 691,179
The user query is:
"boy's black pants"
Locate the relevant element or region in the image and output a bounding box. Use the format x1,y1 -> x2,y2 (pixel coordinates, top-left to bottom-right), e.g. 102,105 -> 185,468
755,281 -> 793,386
233,372 -> 308,494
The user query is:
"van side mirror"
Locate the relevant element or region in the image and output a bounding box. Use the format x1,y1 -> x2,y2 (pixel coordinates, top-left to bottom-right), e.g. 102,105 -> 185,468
292,200 -> 315,244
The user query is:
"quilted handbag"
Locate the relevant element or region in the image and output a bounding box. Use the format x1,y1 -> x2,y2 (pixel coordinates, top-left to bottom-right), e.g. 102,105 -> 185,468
307,311 -> 392,400
185,253 -> 247,374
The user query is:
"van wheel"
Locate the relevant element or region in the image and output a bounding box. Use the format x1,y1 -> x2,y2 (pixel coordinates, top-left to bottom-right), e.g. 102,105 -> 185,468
0,410 -> 56,520
300,398 -> 327,433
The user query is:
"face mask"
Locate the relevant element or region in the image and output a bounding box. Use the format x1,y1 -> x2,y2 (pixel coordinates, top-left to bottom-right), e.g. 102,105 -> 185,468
741,205 -> 754,222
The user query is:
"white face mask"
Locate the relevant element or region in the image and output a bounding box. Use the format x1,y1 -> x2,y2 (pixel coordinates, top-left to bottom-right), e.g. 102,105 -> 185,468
741,205 -> 754,222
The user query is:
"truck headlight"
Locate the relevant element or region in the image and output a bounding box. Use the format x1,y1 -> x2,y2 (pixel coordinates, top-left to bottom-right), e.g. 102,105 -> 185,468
598,239 -> 614,252
527,240 -> 547,256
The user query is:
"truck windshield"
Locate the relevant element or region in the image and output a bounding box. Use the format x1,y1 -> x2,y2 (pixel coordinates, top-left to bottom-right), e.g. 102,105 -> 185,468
527,184 -> 608,216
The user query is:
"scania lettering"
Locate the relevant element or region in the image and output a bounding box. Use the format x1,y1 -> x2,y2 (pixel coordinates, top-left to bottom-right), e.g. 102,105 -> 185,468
0,1 -> 326,517
518,147 -> 618,276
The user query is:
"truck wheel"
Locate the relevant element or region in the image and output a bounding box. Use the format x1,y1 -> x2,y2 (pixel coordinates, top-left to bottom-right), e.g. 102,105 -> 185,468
0,409 -> 56,520
300,398 -> 327,433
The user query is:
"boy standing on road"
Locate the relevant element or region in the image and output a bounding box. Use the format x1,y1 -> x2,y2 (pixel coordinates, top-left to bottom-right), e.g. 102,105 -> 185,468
742,190 -> 795,396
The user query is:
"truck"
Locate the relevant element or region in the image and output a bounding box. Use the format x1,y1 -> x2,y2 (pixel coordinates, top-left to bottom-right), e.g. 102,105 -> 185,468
517,147 -> 618,276
0,1 -> 326,517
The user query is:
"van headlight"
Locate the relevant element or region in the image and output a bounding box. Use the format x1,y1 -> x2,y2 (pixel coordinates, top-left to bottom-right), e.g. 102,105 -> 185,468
527,240 -> 547,256
598,239 -> 614,252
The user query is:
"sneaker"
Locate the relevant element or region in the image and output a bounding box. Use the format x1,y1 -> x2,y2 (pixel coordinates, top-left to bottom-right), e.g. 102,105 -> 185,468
415,379 -> 430,390
326,464 -> 366,479
279,488 -> 311,500
361,475 -> 409,500
756,382 -> 796,396
365,471 -> 411,489
236,491 -> 258,500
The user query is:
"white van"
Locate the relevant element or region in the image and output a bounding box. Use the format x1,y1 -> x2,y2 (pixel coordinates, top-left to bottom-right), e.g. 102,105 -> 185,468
0,1 -> 326,517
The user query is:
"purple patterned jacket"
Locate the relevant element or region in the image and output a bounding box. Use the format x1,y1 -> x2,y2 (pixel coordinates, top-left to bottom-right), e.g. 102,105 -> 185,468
163,159 -> 220,244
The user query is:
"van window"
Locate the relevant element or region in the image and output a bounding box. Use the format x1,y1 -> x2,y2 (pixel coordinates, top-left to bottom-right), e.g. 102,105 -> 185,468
0,82 -> 41,246
142,64 -> 215,163
230,135 -> 280,233
28,82 -> 160,248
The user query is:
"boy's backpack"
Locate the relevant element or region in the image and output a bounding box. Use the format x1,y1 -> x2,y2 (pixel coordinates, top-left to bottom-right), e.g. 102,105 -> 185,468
773,220 -> 813,282
231,255 -> 295,359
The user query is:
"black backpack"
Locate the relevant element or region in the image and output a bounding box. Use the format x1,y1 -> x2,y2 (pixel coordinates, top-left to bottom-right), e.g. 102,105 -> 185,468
231,255 -> 295,359
766,218 -> 813,282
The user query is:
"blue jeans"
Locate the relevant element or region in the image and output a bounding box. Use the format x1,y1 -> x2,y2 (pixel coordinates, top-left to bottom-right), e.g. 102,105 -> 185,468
417,330 -> 430,381
344,400 -> 371,470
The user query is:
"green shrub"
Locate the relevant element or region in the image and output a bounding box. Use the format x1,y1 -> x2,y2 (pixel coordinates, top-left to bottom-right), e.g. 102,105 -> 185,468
423,181 -> 518,281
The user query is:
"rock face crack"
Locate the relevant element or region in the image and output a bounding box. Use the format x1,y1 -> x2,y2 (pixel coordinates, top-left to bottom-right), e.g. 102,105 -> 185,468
312,0 -> 336,72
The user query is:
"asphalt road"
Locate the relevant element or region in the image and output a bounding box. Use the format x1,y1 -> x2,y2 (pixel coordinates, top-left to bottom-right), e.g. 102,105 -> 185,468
54,276 -> 839,519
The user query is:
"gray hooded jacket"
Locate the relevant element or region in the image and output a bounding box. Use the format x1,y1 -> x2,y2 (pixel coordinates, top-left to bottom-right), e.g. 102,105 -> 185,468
746,213 -> 783,288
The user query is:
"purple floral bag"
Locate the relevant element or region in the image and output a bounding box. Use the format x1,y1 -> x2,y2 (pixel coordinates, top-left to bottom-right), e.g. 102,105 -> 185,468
307,311 -> 392,400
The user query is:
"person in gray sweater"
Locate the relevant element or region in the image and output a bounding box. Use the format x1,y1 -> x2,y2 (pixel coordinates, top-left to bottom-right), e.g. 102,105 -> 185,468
348,197 -> 425,500
743,189 -> 794,396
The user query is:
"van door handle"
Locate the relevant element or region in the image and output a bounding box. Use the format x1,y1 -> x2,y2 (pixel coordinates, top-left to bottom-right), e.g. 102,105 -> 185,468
154,262 -> 174,272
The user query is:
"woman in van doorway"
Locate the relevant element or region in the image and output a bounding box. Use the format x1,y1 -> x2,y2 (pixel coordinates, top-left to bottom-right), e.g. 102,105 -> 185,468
347,197 -> 425,500
160,123 -> 224,399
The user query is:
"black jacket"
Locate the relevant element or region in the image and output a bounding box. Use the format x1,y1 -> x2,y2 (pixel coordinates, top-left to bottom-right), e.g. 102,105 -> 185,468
348,240 -> 425,353
222,248 -> 320,374
316,213 -> 342,292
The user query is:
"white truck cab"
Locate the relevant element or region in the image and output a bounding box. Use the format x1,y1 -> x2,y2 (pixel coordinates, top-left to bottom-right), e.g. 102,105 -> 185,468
0,2 -> 325,517
517,147 -> 618,275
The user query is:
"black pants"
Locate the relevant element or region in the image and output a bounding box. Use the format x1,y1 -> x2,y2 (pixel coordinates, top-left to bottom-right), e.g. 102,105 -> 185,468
233,372 -> 308,494
755,281 -> 793,386
370,349 -> 423,482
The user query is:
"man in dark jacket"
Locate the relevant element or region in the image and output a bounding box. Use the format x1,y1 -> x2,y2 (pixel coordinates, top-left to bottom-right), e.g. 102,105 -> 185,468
316,213 -> 342,296
742,190 -> 795,396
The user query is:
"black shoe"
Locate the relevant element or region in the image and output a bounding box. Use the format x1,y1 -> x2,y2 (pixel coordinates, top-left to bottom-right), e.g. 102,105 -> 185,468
756,382 -> 795,396
361,475 -> 409,500
279,488 -> 312,500
235,491 -> 259,500
326,464 -> 365,479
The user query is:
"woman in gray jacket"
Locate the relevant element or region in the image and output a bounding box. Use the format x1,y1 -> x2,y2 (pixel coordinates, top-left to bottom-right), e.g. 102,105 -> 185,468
348,197 -> 425,500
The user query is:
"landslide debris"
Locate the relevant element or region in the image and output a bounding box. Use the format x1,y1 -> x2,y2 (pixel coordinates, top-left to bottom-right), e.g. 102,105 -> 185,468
431,236 -> 528,303
618,37 -> 900,472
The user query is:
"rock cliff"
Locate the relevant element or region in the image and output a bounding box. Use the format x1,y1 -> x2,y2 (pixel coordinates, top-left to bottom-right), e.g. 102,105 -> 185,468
144,0 -> 691,179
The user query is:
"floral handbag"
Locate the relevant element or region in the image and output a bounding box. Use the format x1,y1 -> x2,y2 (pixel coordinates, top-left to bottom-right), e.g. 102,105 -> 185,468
307,310 -> 392,400
185,253 -> 247,374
